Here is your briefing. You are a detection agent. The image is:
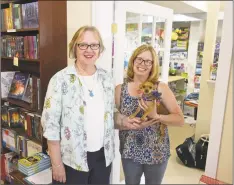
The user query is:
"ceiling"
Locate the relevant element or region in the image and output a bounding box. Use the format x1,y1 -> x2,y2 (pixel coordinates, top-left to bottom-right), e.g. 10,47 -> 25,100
146,1 -> 226,14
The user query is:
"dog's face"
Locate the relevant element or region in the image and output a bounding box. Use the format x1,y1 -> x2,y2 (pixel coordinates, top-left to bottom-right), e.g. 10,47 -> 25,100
139,81 -> 155,95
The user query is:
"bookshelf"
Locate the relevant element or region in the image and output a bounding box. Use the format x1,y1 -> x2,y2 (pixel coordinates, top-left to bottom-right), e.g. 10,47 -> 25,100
1,0 -> 67,184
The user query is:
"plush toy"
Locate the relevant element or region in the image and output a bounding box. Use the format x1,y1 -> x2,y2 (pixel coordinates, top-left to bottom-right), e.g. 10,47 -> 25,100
129,81 -> 168,140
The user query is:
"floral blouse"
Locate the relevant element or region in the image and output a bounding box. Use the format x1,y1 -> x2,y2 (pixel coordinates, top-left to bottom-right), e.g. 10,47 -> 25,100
41,65 -> 115,172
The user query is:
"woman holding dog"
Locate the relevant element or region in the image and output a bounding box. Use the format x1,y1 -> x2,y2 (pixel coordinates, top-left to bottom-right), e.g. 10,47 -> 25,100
41,26 -> 115,184
114,44 -> 184,184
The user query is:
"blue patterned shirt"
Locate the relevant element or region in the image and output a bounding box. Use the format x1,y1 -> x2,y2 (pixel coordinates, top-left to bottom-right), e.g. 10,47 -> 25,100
119,82 -> 170,164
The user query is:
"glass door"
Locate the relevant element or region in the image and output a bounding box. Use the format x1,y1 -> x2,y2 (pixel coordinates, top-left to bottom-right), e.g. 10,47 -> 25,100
114,1 -> 173,86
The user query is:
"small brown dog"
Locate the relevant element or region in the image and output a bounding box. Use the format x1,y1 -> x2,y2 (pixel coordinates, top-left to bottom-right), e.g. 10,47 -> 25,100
129,81 -> 157,121
129,81 -> 166,140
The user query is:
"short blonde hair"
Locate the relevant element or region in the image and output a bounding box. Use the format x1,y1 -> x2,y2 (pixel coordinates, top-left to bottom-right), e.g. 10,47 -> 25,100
68,26 -> 105,59
127,44 -> 159,83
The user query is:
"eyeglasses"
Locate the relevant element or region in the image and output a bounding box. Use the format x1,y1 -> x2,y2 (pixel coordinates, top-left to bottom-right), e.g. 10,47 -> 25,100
77,43 -> 100,50
135,57 -> 153,66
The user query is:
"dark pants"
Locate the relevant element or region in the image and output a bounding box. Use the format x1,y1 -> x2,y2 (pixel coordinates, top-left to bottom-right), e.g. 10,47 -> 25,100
53,147 -> 111,184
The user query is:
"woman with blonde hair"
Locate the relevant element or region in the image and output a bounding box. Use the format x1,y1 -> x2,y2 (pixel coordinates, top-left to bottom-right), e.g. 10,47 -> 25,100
114,44 -> 184,184
41,26 -> 115,184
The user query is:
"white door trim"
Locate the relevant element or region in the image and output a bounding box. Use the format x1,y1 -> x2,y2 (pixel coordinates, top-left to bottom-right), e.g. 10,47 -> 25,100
205,1 -> 233,178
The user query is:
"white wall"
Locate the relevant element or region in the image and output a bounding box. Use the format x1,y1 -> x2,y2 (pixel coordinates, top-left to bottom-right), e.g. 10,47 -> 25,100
67,1 -> 92,66
92,1 -> 114,73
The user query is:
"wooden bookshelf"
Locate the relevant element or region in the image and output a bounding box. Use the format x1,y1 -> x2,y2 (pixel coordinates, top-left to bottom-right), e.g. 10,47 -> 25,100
1,57 -> 39,62
1,28 -> 39,33
1,0 -> 67,182
1,0 -> 67,111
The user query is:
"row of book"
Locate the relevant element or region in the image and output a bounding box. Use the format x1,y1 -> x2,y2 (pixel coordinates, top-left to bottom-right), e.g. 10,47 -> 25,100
1,151 -> 19,183
2,127 -> 43,158
1,2 -> 39,30
1,35 -> 39,59
1,104 -> 43,141
1,71 -> 41,111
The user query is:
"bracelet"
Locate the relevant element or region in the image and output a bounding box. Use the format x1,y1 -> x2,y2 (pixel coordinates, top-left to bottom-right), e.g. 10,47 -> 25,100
52,163 -> 62,168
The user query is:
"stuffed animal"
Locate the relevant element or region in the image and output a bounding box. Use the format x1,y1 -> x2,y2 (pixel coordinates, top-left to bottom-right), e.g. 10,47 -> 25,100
129,81 -> 167,140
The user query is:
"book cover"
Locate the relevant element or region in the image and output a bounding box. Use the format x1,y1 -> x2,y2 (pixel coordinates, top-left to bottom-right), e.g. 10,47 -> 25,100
26,140 -> 42,157
12,4 -> 22,29
22,77 -> 32,103
24,36 -> 29,58
33,114 -> 42,142
18,153 -> 50,168
21,2 -> 39,29
8,107 -> 24,128
8,72 -> 30,100
2,129 -> 17,152
1,105 -> 9,128
18,109 -> 27,130
4,152 -> 19,175
1,71 -> 16,98
26,113 -> 33,137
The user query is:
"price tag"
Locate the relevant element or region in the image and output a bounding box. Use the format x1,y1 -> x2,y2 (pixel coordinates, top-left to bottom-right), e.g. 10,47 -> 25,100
111,23 -> 117,34
13,57 -> 18,66
7,29 -> 16,32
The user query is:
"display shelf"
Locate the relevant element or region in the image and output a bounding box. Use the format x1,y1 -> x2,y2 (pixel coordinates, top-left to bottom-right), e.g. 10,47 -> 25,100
1,57 -> 39,63
168,75 -> 185,83
1,28 -> 39,34
206,79 -> 216,85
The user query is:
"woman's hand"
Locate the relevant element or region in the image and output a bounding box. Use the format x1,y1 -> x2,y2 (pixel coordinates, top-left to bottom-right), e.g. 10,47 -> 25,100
121,116 -> 143,130
138,98 -> 159,120
52,163 -> 66,183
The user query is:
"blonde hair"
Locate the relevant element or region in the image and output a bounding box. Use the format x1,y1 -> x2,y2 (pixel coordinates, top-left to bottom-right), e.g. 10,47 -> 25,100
127,44 -> 159,83
68,26 -> 105,59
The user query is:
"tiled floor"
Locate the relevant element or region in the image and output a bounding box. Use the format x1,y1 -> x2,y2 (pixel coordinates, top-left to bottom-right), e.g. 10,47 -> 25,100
121,149 -> 204,184
120,122 -> 204,184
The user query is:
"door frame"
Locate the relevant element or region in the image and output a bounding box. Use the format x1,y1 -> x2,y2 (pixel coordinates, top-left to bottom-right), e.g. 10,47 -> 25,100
204,1 -> 233,179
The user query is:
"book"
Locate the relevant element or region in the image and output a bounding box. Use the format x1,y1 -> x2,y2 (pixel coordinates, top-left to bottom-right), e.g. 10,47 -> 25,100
12,4 -> 22,29
23,167 -> 52,184
22,77 -> 32,103
18,153 -> 50,168
8,72 -> 30,100
1,71 -> 16,98
21,2 -> 39,29
26,140 -> 42,157
32,114 -> 42,141
1,105 -> 9,128
2,129 -> 17,152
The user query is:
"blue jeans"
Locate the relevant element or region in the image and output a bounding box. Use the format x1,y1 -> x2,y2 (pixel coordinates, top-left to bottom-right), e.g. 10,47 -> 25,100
122,158 -> 168,184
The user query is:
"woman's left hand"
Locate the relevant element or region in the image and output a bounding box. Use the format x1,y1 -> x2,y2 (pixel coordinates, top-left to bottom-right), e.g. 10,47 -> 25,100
138,98 -> 159,120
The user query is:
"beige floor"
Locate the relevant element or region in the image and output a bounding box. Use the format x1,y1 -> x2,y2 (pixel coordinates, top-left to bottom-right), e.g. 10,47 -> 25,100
120,121 -> 204,184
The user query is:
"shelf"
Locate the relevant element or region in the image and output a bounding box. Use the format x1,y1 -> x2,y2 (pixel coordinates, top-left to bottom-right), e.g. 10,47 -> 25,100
1,28 -> 39,33
2,98 -> 37,112
168,75 -> 185,83
207,79 -> 216,85
1,57 -> 39,63
170,49 -> 187,52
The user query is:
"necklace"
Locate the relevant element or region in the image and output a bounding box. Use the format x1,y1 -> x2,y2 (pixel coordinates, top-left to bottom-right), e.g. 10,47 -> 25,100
75,64 -> 96,97
81,74 -> 96,97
